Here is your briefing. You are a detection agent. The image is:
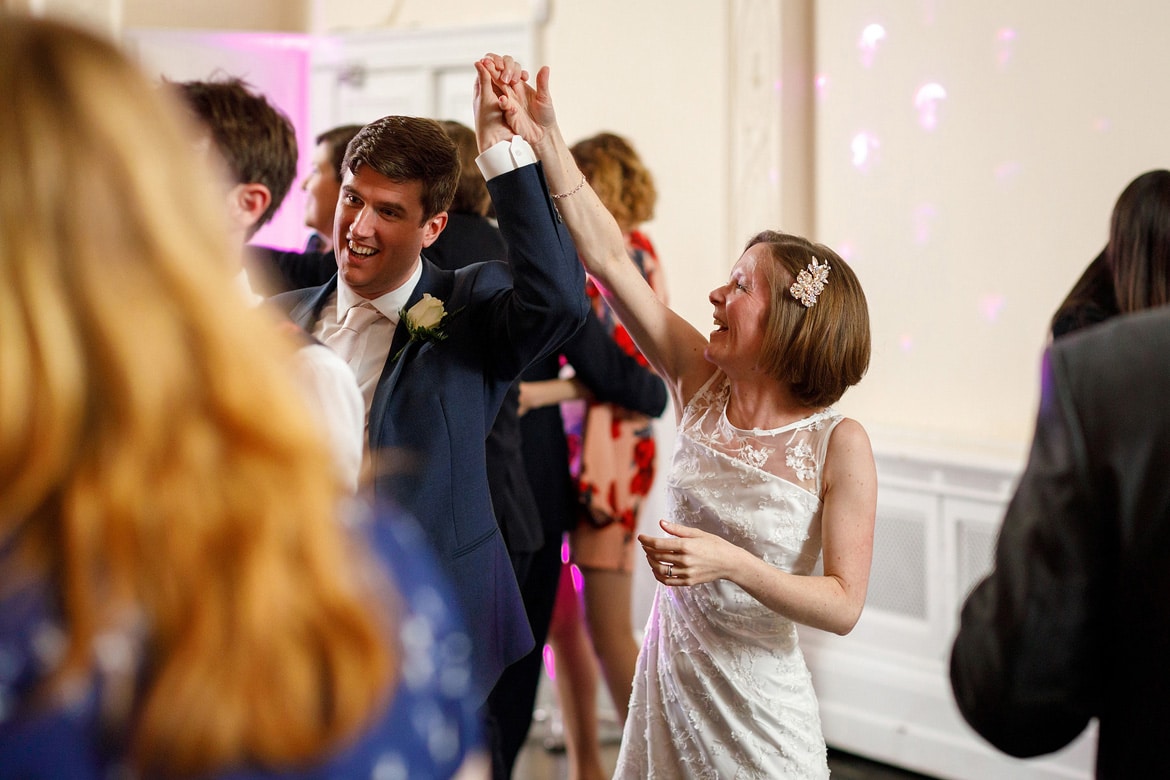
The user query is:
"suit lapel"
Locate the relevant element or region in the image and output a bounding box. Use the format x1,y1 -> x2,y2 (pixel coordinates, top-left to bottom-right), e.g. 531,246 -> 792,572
288,275 -> 338,329
367,259 -> 454,440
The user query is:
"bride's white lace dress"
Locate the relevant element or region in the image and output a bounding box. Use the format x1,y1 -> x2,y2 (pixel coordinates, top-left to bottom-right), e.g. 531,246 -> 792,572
613,371 -> 840,779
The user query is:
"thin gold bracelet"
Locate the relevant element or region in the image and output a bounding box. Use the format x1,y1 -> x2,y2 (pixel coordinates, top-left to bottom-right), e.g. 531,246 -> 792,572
551,173 -> 587,200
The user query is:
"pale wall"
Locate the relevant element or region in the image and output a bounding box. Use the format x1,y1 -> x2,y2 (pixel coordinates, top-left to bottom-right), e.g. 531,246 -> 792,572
24,0 -> 1170,456
817,1 -> 1170,457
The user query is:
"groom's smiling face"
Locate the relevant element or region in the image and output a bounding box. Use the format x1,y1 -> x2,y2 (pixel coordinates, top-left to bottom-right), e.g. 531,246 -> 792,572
334,165 -> 447,300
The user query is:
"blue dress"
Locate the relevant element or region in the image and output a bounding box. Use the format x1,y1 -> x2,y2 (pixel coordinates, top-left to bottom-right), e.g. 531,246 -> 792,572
0,506 -> 482,779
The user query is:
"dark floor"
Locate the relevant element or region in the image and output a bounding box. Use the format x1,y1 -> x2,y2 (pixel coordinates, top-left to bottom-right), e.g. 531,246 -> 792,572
828,747 -> 940,779
516,724 -> 940,779
516,681 -> 940,779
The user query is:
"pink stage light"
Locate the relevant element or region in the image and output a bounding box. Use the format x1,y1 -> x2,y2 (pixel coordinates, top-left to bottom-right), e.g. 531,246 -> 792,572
815,73 -> 830,101
915,82 -> 947,131
542,644 -> 556,680
979,294 -> 1006,323
995,28 -> 1018,68
858,23 -> 887,68
913,203 -> 939,245
851,132 -> 880,170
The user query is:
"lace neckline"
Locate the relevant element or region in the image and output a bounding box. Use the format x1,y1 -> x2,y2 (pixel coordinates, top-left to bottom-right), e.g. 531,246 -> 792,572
719,402 -> 835,436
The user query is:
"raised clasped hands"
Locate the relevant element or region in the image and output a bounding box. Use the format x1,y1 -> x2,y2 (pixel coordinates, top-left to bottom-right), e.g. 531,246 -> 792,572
474,53 -> 558,148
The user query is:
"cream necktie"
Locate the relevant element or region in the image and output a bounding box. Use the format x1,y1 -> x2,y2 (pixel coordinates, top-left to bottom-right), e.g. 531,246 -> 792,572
324,302 -> 383,368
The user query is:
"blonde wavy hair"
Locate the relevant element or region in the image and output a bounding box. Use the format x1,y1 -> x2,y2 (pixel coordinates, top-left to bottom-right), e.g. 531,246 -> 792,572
570,131 -> 657,233
0,14 -> 395,776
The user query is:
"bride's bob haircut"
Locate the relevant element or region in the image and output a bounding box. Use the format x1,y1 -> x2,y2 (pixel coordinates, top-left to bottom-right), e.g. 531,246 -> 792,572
748,231 -> 871,408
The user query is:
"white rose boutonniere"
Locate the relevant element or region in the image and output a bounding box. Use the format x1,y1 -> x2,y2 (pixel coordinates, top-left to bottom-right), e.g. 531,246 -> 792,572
393,293 -> 457,361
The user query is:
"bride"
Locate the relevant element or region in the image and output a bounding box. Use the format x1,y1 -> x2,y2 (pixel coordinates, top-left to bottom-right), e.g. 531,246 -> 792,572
475,55 -> 878,778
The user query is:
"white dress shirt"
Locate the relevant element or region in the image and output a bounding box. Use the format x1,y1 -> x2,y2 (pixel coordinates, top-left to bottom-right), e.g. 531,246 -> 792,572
313,261 -> 423,421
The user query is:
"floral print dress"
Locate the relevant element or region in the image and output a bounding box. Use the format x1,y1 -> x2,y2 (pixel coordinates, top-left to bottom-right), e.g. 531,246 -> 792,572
569,229 -> 667,571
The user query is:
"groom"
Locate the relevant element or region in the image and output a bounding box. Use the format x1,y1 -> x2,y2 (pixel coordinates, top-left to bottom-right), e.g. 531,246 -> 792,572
272,88 -> 588,705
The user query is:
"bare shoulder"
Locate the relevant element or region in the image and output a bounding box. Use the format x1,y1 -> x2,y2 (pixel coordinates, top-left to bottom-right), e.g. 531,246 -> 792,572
824,418 -> 877,486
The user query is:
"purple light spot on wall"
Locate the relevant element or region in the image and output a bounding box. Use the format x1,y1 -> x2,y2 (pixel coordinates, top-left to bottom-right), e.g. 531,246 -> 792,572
995,28 -> 1018,68
851,131 -> 880,170
913,204 -> 938,244
858,23 -> 887,68
994,161 -> 1021,182
815,73 -> 830,101
899,334 -> 914,353
915,82 -> 947,131
980,294 -> 1006,322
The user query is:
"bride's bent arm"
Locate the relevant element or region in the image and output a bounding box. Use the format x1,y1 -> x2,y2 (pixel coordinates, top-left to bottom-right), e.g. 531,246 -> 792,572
640,418 -> 877,635
480,58 -> 712,404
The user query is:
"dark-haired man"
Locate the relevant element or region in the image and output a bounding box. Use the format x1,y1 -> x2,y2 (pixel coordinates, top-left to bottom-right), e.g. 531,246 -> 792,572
272,83 -> 589,711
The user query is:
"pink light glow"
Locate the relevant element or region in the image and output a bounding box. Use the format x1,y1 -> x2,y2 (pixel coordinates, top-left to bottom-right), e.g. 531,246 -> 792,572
542,644 -> 556,681
912,204 -> 939,245
851,132 -> 880,170
815,73 -> 831,101
979,294 -> 1006,322
858,23 -> 887,68
914,82 -> 947,131
995,28 -> 1018,68
899,334 -> 915,353
994,161 -> 1022,183
561,537 -> 571,564
570,564 -> 584,593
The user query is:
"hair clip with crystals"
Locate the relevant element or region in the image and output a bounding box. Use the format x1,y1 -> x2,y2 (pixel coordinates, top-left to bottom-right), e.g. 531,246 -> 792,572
789,257 -> 830,308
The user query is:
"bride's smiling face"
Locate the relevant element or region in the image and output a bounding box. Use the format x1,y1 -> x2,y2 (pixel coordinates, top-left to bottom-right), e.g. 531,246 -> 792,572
706,245 -> 772,371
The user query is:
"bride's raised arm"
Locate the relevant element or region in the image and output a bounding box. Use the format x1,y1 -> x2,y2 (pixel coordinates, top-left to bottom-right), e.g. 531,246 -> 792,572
476,56 -> 713,404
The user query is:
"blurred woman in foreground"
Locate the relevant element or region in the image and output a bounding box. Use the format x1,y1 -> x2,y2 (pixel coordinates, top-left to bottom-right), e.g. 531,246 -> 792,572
0,13 -> 481,779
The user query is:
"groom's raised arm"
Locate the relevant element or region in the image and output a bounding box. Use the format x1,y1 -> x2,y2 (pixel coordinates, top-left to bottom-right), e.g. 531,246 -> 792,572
472,60 -> 587,378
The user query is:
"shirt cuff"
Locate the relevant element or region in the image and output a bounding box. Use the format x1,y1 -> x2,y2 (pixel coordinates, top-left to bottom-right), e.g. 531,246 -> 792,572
475,135 -> 537,180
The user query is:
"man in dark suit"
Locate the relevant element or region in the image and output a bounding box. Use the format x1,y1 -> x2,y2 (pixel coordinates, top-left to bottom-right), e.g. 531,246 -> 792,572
429,119 -> 667,778
950,306 -> 1170,778
272,93 -> 588,710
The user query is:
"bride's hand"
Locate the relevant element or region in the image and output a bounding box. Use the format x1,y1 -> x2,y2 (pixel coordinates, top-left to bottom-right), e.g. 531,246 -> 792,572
480,54 -> 559,146
639,520 -> 739,586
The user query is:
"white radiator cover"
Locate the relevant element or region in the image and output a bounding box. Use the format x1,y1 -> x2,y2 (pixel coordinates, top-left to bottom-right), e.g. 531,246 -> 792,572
798,442 -> 1097,779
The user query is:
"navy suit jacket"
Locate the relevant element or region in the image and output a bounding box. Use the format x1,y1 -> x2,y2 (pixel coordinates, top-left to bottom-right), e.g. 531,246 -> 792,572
273,164 -> 588,702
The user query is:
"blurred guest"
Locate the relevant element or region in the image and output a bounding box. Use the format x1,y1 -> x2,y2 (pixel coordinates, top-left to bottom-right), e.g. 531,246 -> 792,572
427,120 -> 509,268
0,13 -> 482,779
174,78 -> 364,493
245,124 -> 362,295
1051,169 -> 1170,339
302,124 -> 364,252
951,306 -> 1170,777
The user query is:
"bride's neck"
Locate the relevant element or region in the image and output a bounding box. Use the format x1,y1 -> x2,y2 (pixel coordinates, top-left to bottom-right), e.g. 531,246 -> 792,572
725,377 -> 815,430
